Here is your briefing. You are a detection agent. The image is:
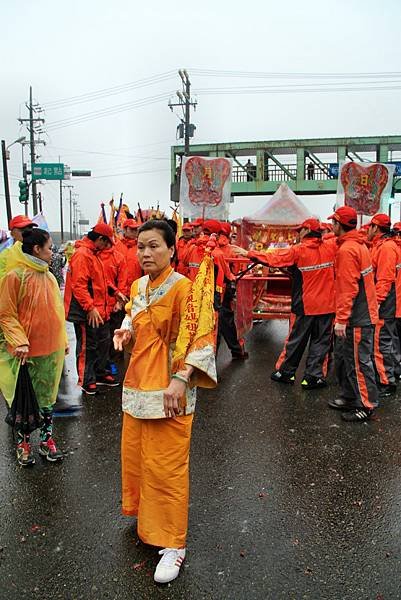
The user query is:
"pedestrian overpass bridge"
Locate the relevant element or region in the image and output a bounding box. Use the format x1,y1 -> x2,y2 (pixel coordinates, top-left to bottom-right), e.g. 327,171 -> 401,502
171,135 -> 401,198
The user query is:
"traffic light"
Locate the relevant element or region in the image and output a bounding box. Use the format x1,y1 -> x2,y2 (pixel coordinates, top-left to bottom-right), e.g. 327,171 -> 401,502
19,179 -> 28,203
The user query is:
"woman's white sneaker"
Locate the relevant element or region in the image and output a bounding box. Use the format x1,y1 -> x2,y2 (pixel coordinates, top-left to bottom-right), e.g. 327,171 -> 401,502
154,547 -> 186,583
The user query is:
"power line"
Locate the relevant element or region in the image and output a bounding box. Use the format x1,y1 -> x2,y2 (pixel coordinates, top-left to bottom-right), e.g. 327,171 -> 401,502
84,167 -> 169,180
46,92 -> 173,131
45,144 -> 170,160
190,67 -> 401,80
195,83 -> 401,96
44,71 -> 176,109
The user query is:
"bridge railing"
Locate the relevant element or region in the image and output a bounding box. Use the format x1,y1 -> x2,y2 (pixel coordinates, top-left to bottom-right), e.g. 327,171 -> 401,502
232,162 -> 335,183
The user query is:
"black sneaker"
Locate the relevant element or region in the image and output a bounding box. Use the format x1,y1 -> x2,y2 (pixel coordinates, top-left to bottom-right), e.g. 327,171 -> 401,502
271,370 -> 295,385
378,384 -> 397,399
231,351 -> 249,360
39,438 -> 64,462
341,408 -> 373,422
301,376 -> 327,390
96,375 -> 119,387
328,397 -> 359,410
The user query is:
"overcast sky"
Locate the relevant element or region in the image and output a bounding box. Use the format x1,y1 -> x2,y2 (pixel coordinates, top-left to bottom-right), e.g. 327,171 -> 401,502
1,0 -> 401,233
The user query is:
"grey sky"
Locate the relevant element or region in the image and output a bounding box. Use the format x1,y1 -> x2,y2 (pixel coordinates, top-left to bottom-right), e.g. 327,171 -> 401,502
1,0 -> 400,232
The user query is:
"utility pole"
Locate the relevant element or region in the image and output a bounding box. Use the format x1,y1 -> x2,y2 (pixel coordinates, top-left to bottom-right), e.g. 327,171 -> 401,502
168,69 -> 197,156
69,188 -> 73,239
29,87 -> 38,214
18,86 -> 45,216
1,140 -> 12,223
59,179 -> 64,243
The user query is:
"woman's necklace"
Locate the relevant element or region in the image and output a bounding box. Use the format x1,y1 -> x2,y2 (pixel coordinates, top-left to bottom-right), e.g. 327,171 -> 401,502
145,272 -> 172,311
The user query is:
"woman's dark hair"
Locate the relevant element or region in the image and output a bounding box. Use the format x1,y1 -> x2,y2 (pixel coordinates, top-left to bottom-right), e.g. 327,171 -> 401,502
165,218 -> 178,235
138,219 -> 176,248
22,228 -> 50,255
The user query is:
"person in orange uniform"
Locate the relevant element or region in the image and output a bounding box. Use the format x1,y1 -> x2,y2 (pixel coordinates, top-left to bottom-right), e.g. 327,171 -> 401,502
392,222 -> 401,378
191,218 -> 203,238
176,222 -> 193,276
367,213 -> 400,397
64,223 -> 121,395
217,222 -> 248,359
328,206 -> 379,422
99,240 -> 128,372
233,218 -> 335,388
113,220 -> 216,584
114,219 -> 142,290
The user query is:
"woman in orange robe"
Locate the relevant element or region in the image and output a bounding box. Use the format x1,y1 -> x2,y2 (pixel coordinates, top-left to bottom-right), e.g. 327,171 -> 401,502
114,219 -> 216,584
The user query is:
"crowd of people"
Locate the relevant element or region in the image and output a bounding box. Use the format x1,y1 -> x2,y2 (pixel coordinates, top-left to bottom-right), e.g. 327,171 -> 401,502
1,204 -> 400,584
233,205 -> 401,423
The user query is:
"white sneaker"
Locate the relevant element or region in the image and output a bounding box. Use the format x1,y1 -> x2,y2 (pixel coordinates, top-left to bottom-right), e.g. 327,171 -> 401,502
154,547 -> 186,583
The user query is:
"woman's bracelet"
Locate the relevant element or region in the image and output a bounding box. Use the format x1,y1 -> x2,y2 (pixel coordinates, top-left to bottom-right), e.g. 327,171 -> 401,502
172,373 -> 189,385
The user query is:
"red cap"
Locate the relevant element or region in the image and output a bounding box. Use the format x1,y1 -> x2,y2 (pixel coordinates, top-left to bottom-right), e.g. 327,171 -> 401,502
393,222 -> 401,232
182,223 -> 193,230
9,215 -> 37,230
192,218 -> 204,226
220,222 -> 232,236
123,219 -> 140,229
328,206 -> 358,227
202,219 -> 221,234
294,218 -> 321,233
320,222 -> 333,232
369,213 -> 391,228
92,223 -> 114,241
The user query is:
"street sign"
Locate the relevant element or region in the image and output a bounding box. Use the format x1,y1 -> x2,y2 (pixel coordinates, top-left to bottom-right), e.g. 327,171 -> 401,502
32,163 -> 64,180
72,170 -> 91,177
78,219 -> 89,225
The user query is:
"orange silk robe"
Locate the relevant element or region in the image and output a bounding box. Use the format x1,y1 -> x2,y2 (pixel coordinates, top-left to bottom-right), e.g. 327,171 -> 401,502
122,265 -> 216,419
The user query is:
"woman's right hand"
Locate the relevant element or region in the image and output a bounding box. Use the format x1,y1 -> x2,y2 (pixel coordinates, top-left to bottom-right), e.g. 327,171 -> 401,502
113,329 -> 131,351
13,345 -> 29,365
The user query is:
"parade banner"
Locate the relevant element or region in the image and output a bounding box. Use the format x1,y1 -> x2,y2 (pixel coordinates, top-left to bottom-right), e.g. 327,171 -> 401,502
336,161 -> 395,215
179,156 -> 232,220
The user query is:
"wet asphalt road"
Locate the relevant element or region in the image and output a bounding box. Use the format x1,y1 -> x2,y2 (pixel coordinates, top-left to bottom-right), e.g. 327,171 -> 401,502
1,320 -> 401,600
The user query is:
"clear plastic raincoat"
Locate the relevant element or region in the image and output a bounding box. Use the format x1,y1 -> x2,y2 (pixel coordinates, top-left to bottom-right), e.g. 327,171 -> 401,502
0,245 -> 67,408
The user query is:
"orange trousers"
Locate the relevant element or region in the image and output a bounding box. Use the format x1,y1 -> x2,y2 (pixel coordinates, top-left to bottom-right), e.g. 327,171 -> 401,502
121,412 -> 193,548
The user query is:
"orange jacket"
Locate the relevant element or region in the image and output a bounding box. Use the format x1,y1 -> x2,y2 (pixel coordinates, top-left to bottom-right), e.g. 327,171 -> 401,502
393,237 -> 401,317
64,237 -> 111,322
335,230 -> 378,326
100,246 -> 128,310
176,237 -> 194,276
183,235 -> 226,293
370,234 -> 400,320
249,236 -> 336,315
114,238 -> 142,290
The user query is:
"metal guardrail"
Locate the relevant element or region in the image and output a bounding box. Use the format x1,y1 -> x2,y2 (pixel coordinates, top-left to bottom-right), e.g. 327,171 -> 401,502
232,162 -> 334,183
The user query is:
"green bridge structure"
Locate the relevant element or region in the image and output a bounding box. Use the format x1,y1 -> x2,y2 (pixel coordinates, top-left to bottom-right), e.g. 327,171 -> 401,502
171,135 -> 401,199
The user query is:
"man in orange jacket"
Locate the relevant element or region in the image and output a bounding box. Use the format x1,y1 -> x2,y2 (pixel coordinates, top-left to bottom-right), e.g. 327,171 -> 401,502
367,213 -> 400,397
328,206 -> 379,422
64,223 -> 123,395
216,221 -> 248,359
234,218 -> 336,388
392,222 -> 401,378
176,223 -> 194,276
100,242 -> 129,374
114,219 -> 142,291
